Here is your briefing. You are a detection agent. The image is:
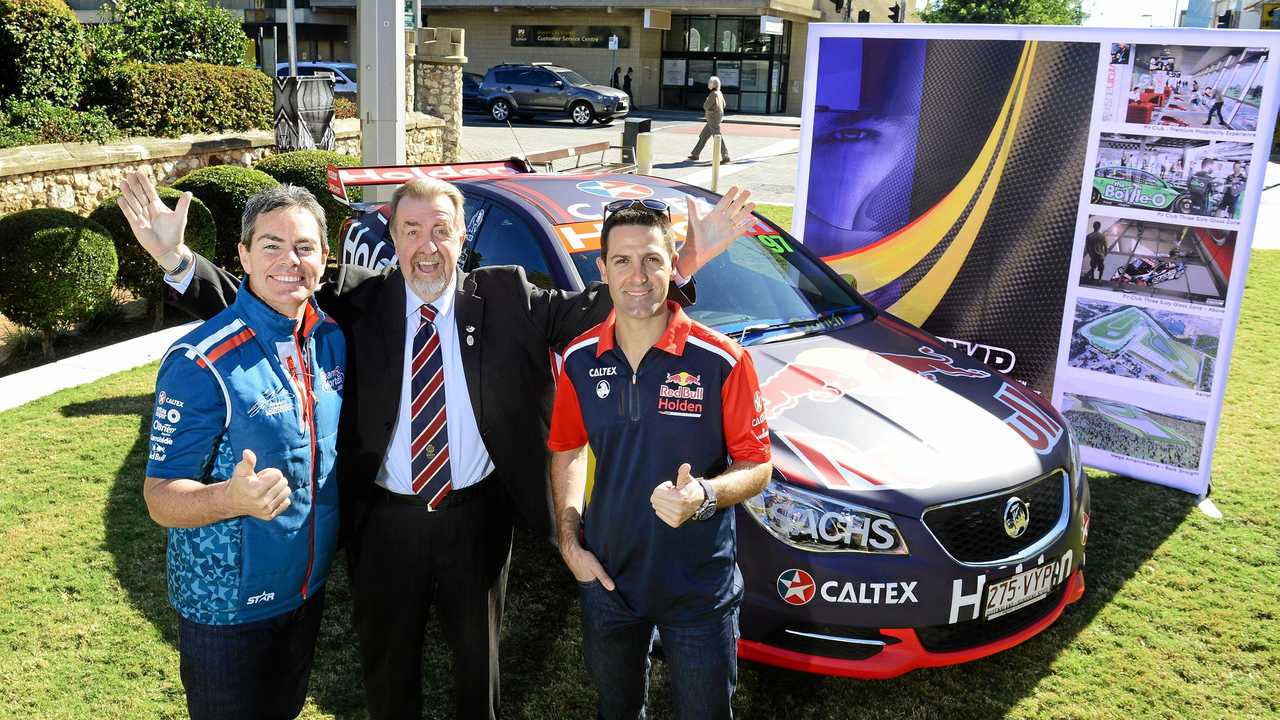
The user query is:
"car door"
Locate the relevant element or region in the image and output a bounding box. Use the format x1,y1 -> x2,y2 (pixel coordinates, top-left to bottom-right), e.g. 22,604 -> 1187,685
527,69 -> 567,110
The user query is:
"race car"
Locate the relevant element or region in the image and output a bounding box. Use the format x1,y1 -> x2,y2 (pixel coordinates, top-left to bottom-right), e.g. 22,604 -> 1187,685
1112,256 -> 1186,285
328,161 -> 1090,679
1092,166 -> 1194,214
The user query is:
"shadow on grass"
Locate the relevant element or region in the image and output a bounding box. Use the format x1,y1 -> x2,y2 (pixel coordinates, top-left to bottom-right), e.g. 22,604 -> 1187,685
727,475 -> 1197,720
89,392 -> 579,719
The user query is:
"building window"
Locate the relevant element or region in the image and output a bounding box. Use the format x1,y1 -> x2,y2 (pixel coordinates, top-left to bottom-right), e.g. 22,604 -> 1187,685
659,16 -> 791,114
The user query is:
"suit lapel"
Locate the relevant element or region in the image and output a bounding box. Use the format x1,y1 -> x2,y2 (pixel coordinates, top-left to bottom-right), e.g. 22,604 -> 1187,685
454,271 -> 485,427
375,268 -> 408,414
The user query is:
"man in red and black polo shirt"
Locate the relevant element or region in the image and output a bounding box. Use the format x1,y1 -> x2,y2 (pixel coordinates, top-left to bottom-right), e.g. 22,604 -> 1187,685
548,198 -> 772,720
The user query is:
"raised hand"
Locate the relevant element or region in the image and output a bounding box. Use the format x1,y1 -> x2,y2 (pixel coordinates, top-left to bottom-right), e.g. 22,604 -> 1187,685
676,186 -> 757,278
224,449 -> 292,522
116,170 -> 192,272
650,462 -> 705,528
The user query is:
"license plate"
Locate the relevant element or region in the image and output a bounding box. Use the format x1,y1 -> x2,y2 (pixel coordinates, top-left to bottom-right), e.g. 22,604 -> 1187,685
984,564 -> 1058,619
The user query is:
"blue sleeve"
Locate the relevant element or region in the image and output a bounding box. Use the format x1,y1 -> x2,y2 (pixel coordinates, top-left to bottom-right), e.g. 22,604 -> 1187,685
146,351 -> 228,481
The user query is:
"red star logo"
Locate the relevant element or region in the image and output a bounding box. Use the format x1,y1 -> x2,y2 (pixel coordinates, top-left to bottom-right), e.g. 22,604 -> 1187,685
777,569 -> 816,606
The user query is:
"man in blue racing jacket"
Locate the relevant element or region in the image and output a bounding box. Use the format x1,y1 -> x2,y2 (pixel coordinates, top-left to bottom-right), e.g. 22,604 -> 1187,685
121,181 -> 344,720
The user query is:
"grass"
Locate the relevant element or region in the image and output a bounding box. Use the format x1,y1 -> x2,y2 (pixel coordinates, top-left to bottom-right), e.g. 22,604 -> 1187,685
0,235 -> 1276,717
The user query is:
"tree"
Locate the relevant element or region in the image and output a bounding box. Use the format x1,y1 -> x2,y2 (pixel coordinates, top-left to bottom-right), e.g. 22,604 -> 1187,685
917,0 -> 1087,25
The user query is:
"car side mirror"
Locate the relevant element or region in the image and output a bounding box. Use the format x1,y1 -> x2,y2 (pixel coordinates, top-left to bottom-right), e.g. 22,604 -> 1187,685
554,80 -> 564,87
840,273 -> 859,291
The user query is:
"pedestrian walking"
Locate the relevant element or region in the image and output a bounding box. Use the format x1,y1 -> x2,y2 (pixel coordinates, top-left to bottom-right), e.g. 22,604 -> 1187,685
688,76 -> 730,163
623,67 -> 634,102
1205,87 -> 1227,126
611,67 -> 621,89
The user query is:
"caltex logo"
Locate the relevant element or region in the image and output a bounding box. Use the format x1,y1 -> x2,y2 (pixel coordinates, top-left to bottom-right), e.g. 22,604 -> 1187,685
777,569 -> 816,606
576,179 -> 653,200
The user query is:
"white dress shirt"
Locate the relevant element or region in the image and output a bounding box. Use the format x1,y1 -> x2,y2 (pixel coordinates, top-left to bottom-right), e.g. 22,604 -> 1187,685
376,274 -> 493,494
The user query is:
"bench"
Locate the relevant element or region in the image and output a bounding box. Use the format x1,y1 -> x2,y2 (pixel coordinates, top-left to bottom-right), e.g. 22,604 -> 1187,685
523,141 -> 636,175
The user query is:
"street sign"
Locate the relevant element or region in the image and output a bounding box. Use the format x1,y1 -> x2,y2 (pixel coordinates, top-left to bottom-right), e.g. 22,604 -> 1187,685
608,35 -> 619,51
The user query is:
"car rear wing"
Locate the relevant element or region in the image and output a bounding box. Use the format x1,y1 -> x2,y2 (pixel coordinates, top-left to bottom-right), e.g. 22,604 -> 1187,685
325,159 -> 533,209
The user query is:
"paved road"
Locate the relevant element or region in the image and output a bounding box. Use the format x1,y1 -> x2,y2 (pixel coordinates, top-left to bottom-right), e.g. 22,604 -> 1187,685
459,111 -> 801,205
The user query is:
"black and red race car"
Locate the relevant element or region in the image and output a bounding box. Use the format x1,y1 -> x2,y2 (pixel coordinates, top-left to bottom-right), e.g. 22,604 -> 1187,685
328,161 -> 1090,679
1112,255 -> 1186,286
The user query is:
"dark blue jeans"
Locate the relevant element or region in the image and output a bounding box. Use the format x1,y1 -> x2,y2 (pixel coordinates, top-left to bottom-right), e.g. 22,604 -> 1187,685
578,580 -> 739,720
177,587 -> 326,720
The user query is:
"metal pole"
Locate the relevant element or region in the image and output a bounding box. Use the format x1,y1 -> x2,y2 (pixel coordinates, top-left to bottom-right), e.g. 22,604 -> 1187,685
286,0 -> 297,75
710,135 -> 721,192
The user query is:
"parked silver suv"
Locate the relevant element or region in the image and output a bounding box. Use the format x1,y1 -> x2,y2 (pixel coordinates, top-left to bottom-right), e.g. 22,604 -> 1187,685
480,63 -> 630,126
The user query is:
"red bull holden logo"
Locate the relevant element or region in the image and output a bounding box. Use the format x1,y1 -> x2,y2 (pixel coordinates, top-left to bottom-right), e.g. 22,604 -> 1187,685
777,569 -> 816,606
658,370 -> 704,416
575,179 -> 653,200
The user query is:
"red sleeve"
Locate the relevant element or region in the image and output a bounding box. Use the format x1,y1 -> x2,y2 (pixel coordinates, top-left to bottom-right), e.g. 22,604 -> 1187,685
548,370 -> 589,451
721,351 -> 771,464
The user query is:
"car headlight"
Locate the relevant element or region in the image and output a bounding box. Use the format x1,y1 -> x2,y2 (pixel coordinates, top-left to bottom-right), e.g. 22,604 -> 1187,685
744,476 -> 908,555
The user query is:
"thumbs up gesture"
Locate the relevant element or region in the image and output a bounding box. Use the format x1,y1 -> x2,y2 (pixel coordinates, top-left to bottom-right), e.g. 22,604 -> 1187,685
650,462 -> 706,528
225,449 -> 292,521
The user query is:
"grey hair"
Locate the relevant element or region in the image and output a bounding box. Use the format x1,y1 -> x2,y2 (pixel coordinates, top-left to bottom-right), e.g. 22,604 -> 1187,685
240,184 -> 328,247
708,76 -> 721,90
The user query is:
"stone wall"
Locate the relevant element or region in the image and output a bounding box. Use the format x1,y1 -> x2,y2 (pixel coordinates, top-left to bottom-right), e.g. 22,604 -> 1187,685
0,113 -> 445,217
414,61 -> 462,163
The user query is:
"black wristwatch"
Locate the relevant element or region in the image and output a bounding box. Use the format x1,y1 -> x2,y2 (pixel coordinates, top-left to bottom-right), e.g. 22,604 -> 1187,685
691,478 -> 717,521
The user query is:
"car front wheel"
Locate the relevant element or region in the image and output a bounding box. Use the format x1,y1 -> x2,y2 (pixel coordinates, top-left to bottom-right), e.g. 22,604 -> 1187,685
1172,193 -> 1195,214
490,99 -> 512,123
1091,188 -> 1100,204
570,102 -> 594,127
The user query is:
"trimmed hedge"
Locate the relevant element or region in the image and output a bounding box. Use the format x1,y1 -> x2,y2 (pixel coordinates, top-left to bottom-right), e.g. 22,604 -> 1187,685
0,0 -> 86,107
254,150 -> 362,254
173,165 -> 279,269
92,61 -> 271,137
0,209 -> 117,337
0,98 -> 120,149
89,187 -> 217,302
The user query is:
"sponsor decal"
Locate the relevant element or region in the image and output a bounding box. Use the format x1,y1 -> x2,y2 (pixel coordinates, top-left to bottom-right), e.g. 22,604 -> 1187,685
665,371 -> 701,387
246,590 -> 276,606
820,580 -> 918,605
994,382 -> 1064,455
878,346 -> 991,382
149,434 -> 173,446
589,367 -> 618,378
157,391 -> 184,408
322,367 -> 345,393
248,388 -> 294,418
936,336 -> 1017,374
753,390 -> 764,415
152,420 -> 177,435
596,380 -> 610,399
766,502 -> 901,551
772,430 -> 896,492
575,179 -> 653,200
757,347 -> 893,421
657,371 -> 705,417
776,569 -> 817,606
1003,496 -> 1030,539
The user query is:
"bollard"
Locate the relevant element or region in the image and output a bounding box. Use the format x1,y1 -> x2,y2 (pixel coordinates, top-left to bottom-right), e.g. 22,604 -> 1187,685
636,132 -> 654,175
711,135 -> 722,192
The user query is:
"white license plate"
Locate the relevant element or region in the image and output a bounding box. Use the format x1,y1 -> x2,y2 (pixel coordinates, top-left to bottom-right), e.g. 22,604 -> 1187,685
984,564 -> 1059,619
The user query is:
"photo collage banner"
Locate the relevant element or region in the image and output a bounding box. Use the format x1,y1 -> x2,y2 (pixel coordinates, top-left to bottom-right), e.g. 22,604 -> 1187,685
792,25 -> 1280,494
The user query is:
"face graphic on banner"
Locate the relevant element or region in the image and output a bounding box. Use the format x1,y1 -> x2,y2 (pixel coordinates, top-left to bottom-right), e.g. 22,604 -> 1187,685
804,38 -> 927,258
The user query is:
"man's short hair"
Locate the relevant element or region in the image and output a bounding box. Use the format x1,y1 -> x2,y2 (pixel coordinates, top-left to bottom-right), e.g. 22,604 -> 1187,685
600,205 -> 675,262
388,177 -> 466,237
240,184 -> 327,247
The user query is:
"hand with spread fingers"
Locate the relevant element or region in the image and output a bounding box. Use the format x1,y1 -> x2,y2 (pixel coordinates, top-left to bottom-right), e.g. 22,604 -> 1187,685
676,186 -> 757,279
116,170 -> 192,273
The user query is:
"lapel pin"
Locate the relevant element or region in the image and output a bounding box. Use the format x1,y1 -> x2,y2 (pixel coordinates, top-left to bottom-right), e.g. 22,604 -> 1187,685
465,325 -> 475,333
466,335 -> 475,346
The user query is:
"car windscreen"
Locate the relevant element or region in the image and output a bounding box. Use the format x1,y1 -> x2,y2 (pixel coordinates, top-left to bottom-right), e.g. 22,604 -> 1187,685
568,222 -> 868,345
557,70 -> 593,87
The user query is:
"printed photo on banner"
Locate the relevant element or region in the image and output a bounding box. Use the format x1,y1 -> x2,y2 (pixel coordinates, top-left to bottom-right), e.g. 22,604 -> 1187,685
1060,392 -> 1205,473
1068,299 -> 1219,393
1077,214 -> 1235,308
1092,133 -> 1252,222
1101,44 -> 1267,133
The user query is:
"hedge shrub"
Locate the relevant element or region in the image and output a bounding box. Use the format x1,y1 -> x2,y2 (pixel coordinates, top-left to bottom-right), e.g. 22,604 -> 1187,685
89,0 -> 248,67
254,150 -> 363,254
89,187 -> 217,302
0,98 -> 120,149
0,209 -> 117,340
173,165 -> 279,269
0,0 -> 86,107
91,61 -> 271,137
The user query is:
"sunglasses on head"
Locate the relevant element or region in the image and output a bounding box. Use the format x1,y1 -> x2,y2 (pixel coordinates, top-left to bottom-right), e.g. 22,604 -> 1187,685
602,198 -> 672,223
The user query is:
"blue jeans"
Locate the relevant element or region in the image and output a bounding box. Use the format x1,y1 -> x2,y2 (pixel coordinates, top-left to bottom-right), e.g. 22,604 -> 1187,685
578,580 -> 739,720
177,587 -> 326,720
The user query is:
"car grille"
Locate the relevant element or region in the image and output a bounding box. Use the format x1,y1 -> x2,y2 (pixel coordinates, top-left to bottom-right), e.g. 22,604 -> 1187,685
922,470 -> 1067,564
764,625 -> 898,661
914,578 -> 1068,653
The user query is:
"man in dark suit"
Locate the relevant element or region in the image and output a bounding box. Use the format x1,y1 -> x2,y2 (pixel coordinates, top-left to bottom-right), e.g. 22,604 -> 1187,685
117,171 -> 755,719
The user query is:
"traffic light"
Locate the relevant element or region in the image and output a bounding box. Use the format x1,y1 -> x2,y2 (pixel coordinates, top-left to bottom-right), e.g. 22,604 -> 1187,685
1216,10 -> 1234,27
888,3 -> 902,22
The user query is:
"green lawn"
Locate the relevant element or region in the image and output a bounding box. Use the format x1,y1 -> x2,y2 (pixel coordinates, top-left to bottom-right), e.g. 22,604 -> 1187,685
0,245 -> 1276,718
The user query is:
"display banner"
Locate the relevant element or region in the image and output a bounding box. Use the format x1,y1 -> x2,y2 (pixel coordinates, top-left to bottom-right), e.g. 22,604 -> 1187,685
793,25 -> 1279,494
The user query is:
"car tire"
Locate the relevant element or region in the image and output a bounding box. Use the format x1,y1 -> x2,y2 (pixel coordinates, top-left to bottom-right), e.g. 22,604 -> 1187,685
1090,189 -> 1100,204
490,99 -> 512,123
570,102 -> 594,127
1172,194 -> 1194,214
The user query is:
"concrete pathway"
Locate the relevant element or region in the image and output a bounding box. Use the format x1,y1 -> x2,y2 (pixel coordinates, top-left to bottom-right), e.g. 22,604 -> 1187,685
0,321 -> 196,413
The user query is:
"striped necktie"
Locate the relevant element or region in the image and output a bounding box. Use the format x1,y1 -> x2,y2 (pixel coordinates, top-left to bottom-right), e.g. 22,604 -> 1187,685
410,303 -> 451,507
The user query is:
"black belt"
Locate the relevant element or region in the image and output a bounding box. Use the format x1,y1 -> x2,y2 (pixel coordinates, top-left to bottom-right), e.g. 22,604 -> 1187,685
373,476 -> 492,512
